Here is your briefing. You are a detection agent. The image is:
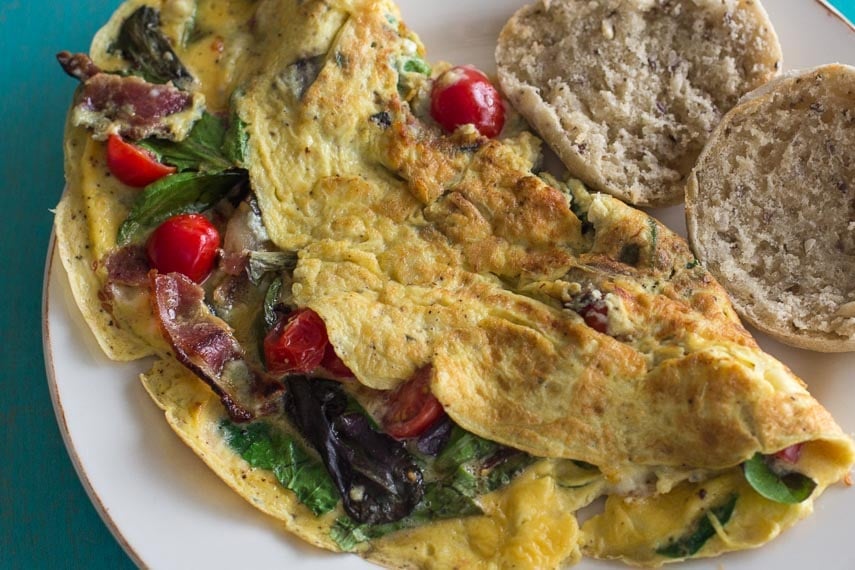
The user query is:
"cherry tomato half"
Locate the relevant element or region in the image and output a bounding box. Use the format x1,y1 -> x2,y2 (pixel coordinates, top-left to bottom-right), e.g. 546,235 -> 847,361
146,213 -> 220,283
264,309 -> 329,375
321,343 -> 355,379
578,302 -> 609,334
773,443 -> 804,464
430,65 -> 505,138
106,134 -> 176,187
383,366 -> 445,440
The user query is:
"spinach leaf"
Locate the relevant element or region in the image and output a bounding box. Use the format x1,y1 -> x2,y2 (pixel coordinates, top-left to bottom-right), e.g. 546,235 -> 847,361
113,6 -> 194,89
331,482 -> 482,551
743,453 -> 817,504
330,425 -> 534,550
139,112 -> 234,173
117,171 -> 245,245
220,420 -> 339,516
481,450 -> 534,493
656,494 -> 738,558
434,426 -> 534,496
434,426 -> 499,472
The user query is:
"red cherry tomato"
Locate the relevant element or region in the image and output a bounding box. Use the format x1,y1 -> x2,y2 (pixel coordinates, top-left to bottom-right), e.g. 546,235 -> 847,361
578,302 -> 609,334
106,134 -> 176,187
430,65 -> 505,138
321,344 -> 355,379
146,213 -> 220,283
264,309 -> 329,375
773,443 -> 804,464
383,367 -> 445,440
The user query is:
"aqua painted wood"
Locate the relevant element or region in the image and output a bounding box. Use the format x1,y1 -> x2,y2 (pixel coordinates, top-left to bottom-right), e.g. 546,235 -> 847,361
0,1 -> 133,568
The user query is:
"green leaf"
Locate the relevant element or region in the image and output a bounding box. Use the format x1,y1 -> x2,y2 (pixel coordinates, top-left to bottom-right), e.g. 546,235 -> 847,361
401,57 -> 431,75
330,482 -> 482,551
223,110 -> 248,167
396,56 -> 431,95
263,277 -> 283,329
139,112 -> 233,173
117,171 -> 245,245
329,423 -> 533,550
656,494 -> 738,558
220,420 -> 339,516
248,251 -> 297,285
743,453 -> 817,504
434,427 -> 498,473
113,6 -> 194,89
482,452 -> 535,493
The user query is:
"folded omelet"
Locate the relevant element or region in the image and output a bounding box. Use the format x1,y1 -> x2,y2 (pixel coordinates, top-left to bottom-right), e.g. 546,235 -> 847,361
54,0 -> 854,568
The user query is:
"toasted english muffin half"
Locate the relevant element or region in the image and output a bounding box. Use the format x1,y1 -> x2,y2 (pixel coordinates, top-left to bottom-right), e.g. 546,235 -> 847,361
495,0 -> 782,207
686,63 -> 855,352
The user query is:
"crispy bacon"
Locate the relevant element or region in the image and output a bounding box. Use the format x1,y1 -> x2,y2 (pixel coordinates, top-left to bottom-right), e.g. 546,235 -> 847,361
150,272 -> 284,421
78,73 -> 194,140
57,51 -> 101,81
103,245 -> 151,286
57,52 -> 196,141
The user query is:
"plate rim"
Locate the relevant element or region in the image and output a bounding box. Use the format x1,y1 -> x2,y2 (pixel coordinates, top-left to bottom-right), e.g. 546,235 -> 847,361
42,232 -> 147,568
816,0 -> 855,31
42,1 -> 855,568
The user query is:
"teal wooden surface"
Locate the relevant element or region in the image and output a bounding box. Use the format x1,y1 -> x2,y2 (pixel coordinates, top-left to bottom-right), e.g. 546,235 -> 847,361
0,1 -> 133,568
0,1 -> 851,569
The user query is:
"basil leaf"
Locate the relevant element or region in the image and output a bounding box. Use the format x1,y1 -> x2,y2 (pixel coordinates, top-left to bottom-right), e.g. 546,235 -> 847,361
113,6 -> 194,89
481,451 -> 534,493
284,378 -> 424,525
743,453 -> 817,504
223,110 -> 248,167
220,420 -> 339,516
117,171 -> 245,245
656,494 -> 738,558
139,112 -> 233,173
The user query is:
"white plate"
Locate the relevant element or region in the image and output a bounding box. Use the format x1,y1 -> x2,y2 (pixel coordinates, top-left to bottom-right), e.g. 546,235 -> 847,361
44,1 -> 855,569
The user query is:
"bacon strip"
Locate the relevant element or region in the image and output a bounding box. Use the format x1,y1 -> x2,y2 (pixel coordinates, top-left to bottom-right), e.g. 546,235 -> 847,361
103,245 -> 151,287
57,51 -> 101,81
57,52 -> 197,141
150,272 -> 283,421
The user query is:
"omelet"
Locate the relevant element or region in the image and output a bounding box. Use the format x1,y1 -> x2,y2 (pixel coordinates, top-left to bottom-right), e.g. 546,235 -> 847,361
54,0 -> 854,568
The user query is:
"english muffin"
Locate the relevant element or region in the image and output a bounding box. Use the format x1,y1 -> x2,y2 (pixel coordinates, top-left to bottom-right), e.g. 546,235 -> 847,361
496,0 -> 782,206
686,63 -> 855,352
